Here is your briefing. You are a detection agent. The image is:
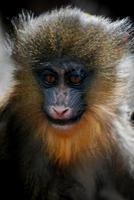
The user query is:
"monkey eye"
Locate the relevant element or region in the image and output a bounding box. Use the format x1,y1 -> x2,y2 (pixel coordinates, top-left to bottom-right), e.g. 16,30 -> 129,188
65,70 -> 86,86
39,69 -> 58,87
69,75 -> 82,85
44,74 -> 56,83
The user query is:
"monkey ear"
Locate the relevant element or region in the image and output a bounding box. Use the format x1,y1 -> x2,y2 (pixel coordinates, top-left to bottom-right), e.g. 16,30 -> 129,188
122,32 -> 129,43
116,32 -> 130,56
0,24 -> 16,109
111,18 -> 134,51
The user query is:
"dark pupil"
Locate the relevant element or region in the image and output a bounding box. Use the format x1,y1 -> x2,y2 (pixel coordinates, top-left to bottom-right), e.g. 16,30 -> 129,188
44,74 -> 55,83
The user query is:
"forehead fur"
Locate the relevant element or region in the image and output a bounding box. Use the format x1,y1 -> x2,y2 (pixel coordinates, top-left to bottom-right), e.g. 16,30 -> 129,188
11,7 -> 133,108
13,7 -> 131,68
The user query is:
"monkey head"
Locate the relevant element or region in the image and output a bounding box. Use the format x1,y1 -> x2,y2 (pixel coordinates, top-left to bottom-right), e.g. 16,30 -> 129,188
10,8 -> 132,165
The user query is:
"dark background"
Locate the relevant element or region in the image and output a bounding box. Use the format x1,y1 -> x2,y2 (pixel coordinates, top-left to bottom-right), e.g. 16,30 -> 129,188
0,0 -> 133,29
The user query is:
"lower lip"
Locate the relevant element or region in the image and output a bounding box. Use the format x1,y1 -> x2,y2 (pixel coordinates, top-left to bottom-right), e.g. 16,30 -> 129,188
51,124 -> 74,130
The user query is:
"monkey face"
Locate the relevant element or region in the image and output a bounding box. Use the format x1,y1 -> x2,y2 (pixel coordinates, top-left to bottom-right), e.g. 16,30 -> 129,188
35,57 -> 93,129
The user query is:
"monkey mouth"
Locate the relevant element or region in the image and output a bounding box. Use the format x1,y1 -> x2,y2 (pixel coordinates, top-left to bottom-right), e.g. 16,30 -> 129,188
46,113 -> 83,126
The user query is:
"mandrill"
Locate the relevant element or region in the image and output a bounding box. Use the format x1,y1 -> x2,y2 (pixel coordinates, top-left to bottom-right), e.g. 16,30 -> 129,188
0,7 -> 134,200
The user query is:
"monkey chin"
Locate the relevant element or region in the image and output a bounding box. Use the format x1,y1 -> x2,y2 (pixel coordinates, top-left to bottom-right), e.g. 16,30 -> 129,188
49,120 -> 80,134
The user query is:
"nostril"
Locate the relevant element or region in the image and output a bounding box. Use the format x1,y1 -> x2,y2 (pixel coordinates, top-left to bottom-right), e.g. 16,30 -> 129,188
62,108 -> 69,114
